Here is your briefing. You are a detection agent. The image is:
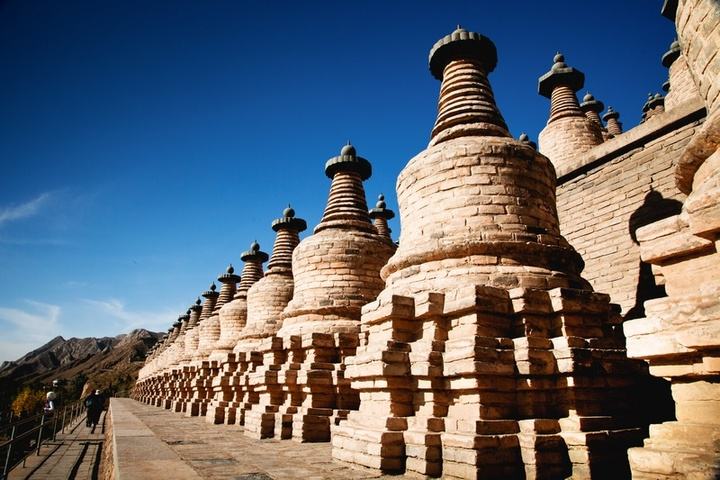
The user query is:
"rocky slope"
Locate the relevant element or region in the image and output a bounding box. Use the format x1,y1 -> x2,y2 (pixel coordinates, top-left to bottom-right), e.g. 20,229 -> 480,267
0,329 -> 162,407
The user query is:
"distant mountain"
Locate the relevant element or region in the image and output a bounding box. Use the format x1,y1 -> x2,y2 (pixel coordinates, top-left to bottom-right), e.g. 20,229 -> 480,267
0,329 -> 162,407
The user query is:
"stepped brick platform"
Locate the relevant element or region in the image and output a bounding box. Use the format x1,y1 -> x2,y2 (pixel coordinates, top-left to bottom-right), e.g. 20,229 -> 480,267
108,398 -> 393,480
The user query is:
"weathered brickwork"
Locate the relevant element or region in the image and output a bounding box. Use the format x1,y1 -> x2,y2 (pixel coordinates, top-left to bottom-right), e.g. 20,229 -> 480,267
663,39 -> 701,111
622,1 -> 720,478
557,104 -> 703,316
675,0 -> 720,114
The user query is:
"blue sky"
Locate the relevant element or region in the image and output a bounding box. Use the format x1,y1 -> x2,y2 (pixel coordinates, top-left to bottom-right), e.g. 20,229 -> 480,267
0,1 -> 675,361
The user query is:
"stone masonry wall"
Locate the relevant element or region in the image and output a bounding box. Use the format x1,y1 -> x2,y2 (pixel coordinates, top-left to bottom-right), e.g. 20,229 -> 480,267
556,101 -> 704,317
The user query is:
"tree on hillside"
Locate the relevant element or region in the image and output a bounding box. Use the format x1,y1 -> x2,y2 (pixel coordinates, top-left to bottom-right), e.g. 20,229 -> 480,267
11,387 -> 45,417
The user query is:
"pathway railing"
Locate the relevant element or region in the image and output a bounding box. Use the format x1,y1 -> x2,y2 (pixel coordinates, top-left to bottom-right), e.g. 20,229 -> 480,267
0,401 -> 86,479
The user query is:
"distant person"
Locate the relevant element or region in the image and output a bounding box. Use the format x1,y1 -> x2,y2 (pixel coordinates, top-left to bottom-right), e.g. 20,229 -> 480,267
86,389 -> 103,431
44,391 -> 56,415
84,390 -> 100,428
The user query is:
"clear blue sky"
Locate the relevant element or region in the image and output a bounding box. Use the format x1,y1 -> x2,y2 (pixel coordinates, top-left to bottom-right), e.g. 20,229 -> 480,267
0,1 -> 674,361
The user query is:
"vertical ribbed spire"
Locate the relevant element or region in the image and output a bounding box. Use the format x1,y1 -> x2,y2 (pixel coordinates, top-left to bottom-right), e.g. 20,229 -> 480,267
235,241 -> 268,297
537,52 -> 603,168
167,320 -> 182,343
268,206 -> 307,273
187,298 -> 202,329
540,53 -> 586,122
603,106 -> 623,136
315,143 -> 375,234
200,283 -> 219,320
368,194 -> 395,240
178,310 -> 191,334
428,27 -> 509,144
157,327 -> 173,353
580,92 -> 605,127
216,264 -> 240,308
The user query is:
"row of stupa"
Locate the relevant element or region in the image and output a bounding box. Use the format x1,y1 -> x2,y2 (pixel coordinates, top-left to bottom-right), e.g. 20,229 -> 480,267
133,2 -> 720,478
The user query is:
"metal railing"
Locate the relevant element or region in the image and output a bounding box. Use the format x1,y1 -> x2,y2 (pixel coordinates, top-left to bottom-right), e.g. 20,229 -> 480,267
0,401 -> 86,479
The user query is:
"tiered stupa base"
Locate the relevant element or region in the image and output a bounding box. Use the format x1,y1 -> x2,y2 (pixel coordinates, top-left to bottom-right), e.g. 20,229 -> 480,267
171,364 -> 197,413
241,337 -> 286,438
266,332 -> 360,442
333,286 -> 655,479
205,351 -> 255,425
182,359 -> 221,417
624,184 -> 720,479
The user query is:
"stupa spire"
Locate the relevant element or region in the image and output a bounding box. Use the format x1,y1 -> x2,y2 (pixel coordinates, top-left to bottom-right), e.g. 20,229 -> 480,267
267,205 -> 307,272
368,194 -> 395,240
178,309 -> 191,334
641,92 -> 665,122
538,52 -> 604,170
315,143 -> 375,234
215,265 -> 240,310
429,26 -> 509,144
235,206 -> 307,344
186,298 -> 202,329
199,283 -> 219,320
540,53 -> 585,121
235,242 -> 268,297
580,92 -> 604,127
602,106 -> 623,136
518,132 -> 537,149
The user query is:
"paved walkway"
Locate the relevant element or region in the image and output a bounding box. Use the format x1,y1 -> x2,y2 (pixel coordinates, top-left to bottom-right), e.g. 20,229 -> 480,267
8,412 -> 105,480
111,399 -> 392,480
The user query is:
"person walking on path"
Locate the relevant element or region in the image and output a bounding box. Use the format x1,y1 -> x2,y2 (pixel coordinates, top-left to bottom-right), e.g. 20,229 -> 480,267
84,390 -> 103,430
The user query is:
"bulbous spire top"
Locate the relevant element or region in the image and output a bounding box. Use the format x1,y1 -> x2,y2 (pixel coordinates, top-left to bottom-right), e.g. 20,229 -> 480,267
539,52 -> 585,97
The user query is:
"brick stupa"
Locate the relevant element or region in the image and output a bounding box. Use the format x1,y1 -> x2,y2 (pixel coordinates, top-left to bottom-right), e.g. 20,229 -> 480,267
267,143 -> 396,442
208,264 -> 244,360
183,282 -> 220,416
205,242 -> 269,425
172,298 -> 204,412
332,27 -> 656,479
227,207 -> 308,436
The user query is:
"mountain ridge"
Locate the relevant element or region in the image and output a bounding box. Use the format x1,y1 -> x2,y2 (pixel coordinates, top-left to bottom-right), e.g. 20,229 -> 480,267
0,329 -> 163,409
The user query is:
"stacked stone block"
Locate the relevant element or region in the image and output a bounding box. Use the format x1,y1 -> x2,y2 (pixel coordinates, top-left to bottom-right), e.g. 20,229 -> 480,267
624,1 -> 720,478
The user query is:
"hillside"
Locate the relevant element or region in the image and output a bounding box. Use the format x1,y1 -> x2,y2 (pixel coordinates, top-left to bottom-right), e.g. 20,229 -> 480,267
0,329 -> 162,410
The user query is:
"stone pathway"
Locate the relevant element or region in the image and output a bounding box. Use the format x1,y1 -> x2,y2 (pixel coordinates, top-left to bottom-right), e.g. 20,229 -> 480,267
8,412 -> 104,480
114,399 -> 393,480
